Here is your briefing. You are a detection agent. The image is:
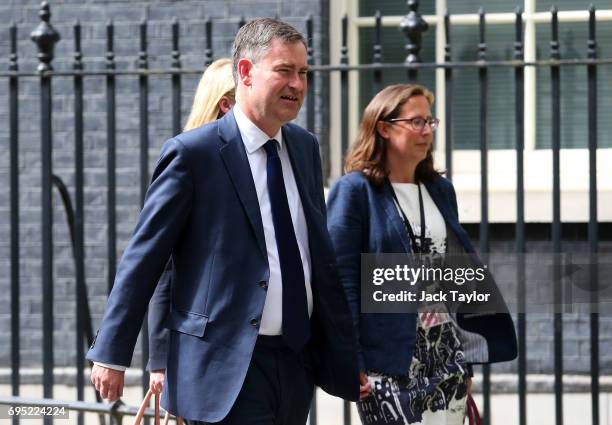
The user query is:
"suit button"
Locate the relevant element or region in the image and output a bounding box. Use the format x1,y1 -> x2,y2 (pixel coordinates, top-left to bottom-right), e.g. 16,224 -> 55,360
250,318 -> 259,327
259,281 -> 268,289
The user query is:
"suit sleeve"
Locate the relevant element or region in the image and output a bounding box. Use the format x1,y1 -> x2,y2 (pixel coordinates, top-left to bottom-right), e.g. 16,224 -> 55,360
87,138 -> 193,367
326,176 -> 367,371
146,258 -> 173,371
311,134 -> 327,213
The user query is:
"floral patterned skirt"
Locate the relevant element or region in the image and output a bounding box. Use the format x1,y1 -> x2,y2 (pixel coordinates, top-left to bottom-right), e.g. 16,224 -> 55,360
357,313 -> 469,425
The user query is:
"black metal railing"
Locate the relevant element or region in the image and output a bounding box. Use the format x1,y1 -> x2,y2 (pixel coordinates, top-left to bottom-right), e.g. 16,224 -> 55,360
1,1 -> 609,425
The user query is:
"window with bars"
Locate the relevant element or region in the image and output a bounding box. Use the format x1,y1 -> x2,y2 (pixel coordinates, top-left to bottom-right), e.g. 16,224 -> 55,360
356,0 -> 612,149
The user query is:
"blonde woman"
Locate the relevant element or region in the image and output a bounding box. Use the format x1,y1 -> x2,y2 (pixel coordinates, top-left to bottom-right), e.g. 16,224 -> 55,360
183,58 -> 235,130
147,58 -> 235,395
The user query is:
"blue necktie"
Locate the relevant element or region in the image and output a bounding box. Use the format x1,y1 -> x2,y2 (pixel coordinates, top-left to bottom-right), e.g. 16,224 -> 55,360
263,139 -> 310,352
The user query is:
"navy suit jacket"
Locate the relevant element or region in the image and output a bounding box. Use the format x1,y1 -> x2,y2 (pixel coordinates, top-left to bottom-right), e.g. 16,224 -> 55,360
327,171 -> 517,375
87,111 -> 360,422
146,259 -> 172,372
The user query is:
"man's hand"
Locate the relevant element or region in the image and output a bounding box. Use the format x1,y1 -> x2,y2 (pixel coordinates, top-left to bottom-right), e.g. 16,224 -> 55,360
359,372 -> 372,400
91,364 -> 125,402
149,369 -> 166,395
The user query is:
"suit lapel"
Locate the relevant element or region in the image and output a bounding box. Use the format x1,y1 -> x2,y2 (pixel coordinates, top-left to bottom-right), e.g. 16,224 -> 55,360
377,183 -> 412,253
425,180 -> 475,254
424,181 -> 452,225
283,127 -> 318,218
218,111 -> 267,258
283,126 -> 336,272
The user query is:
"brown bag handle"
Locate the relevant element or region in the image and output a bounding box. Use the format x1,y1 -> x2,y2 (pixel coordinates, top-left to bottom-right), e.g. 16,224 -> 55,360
466,393 -> 481,425
163,411 -> 184,425
133,389 -> 161,425
133,389 -> 183,425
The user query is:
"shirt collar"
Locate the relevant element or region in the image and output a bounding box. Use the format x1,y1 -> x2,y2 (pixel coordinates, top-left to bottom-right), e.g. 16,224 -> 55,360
233,104 -> 283,154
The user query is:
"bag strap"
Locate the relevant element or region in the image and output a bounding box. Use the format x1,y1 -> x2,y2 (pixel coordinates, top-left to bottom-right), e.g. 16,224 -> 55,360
134,388 -> 183,425
133,389 -> 160,425
155,393 -> 160,425
163,411 -> 183,425
466,397 -> 473,425
466,393 -> 481,425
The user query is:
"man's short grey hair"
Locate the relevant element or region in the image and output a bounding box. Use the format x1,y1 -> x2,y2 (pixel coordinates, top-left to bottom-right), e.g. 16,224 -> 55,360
232,18 -> 307,84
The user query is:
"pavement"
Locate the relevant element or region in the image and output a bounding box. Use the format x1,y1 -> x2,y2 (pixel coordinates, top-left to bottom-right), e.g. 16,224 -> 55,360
1,376 -> 611,424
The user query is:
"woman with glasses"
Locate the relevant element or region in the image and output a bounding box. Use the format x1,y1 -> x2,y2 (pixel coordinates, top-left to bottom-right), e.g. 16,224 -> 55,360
327,84 -> 516,424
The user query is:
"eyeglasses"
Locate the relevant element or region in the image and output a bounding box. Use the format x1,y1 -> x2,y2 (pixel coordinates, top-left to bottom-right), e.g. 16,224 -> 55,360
385,117 -> 440,132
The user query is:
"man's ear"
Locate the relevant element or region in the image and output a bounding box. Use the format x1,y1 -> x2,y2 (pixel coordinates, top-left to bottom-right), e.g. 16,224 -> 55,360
237,58 -> 253,86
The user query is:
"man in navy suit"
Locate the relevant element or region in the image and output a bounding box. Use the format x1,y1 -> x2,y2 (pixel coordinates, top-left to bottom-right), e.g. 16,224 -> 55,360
87,18 -> 359,424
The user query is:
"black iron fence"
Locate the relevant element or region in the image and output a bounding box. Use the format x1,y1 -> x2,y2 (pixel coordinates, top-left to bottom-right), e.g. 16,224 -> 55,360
1,1 -> 609,425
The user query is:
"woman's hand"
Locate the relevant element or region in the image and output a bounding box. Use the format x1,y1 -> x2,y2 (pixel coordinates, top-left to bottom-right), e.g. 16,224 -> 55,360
359,372 -> 372,400
467,376 -> 472,395
149,369 -> 166,394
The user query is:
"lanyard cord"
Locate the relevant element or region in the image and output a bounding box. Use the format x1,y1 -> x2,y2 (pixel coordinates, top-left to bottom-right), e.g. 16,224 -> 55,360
387,178 -> 426,254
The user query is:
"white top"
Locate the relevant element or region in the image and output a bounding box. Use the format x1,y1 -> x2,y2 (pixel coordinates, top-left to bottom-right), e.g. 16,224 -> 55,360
392,182 -> 451,329
391,182 -> 446,254
233,105 -> 313,335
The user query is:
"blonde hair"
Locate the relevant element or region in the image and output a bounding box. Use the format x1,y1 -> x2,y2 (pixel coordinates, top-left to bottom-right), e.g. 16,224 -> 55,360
344,84 -> 440,186
183,58 -> 235,131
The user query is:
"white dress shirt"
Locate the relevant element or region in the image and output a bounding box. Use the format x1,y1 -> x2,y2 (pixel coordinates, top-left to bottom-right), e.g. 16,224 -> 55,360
96,106 -> 313,371
233,105 -> 313,335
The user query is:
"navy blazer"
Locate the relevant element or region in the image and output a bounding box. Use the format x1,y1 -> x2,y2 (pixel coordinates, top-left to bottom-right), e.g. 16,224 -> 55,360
87,111 -> 360,422
327,171 -> 517,375
146,259 -> 172,372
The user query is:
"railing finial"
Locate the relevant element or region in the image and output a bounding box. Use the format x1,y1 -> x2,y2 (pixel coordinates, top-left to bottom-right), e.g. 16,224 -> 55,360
400,0 -> 428,66
30,1 -> 61,72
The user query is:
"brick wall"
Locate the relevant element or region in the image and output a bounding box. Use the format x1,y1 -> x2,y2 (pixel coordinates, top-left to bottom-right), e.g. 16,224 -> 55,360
0,0 -> 328,370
